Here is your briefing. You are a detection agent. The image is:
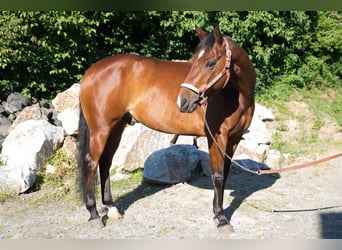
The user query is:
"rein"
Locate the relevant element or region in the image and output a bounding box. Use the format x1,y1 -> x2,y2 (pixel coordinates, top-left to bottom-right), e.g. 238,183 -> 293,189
180,36 -> 232,98
200,105 -> 342,175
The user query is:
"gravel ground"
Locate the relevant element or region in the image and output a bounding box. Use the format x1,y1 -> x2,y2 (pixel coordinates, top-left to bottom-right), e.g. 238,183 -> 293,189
1,152 -> 341,239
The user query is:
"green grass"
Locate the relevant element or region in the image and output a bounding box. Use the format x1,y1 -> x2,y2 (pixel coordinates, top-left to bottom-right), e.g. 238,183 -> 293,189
256,83 -> 342,158
110,168 -> 144,199
0,189 -> 11,203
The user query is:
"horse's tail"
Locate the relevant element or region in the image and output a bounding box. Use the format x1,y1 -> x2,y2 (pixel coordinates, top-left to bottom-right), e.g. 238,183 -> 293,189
77,103 -> 90,203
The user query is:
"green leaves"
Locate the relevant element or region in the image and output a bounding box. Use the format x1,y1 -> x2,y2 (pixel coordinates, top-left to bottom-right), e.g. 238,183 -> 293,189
0,11 -> 340,100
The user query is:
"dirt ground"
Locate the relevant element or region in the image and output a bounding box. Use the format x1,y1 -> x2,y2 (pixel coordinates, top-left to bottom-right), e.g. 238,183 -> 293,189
0,152 -> 341,239
0,100 -> 341,239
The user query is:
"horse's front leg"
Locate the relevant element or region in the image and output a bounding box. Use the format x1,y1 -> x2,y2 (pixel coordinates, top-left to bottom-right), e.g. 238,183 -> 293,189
208,136 -> 232,228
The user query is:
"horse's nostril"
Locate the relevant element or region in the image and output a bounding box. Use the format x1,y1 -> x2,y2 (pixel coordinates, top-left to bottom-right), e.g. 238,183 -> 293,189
177,96 -> 189,113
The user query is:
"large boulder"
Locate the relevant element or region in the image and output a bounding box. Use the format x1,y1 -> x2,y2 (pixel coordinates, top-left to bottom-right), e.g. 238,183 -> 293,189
52,84 -> 80,136
143,145 -> 200,184
8,104 -> 48,132
52,83 -> 80,112
57,108 -> 79,135
2,120 -> 64,171
112,123 -> 206,172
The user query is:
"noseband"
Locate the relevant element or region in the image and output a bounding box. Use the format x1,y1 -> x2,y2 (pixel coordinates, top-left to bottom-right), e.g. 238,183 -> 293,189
180,36 -> 232,98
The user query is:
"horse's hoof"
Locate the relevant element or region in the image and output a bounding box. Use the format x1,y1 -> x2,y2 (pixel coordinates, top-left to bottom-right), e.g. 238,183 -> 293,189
213,215 -> 235,233
217,222 -> 235,234
87,217 -> 105,228
107,206 -> 122,220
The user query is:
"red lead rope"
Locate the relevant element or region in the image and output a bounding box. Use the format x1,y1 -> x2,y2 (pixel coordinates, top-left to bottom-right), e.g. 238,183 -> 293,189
258,152 -> 342,175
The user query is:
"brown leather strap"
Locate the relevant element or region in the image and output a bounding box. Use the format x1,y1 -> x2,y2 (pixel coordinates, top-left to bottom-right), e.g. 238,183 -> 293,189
259,152 -> 342,175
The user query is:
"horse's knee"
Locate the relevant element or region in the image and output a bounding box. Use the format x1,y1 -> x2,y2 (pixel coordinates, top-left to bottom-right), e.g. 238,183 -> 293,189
211,173 -> 224,184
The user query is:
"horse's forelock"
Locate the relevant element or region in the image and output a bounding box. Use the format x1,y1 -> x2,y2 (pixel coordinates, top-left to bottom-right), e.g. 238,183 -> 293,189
195,32 -> 215,52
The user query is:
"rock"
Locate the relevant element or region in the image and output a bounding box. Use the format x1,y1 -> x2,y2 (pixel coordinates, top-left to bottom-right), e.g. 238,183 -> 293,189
254,103 -> 275,122
57,108 -> 79,135
8,104 -> 47,132
170,135 -> 208,151
0,114 -> 12,137
233,103 -> 274,164
264,149 -> 284,169
4,92 -> 31,113
0,135 -> 5,150
52,83 -> 80,112
0,114 -> 12,149
0,104 -> 5,114
143,145 -> 200,184
7,113 -> 17,122
112,124 -> 207,172
2,120 -> 64,171
242,115 -> 271,145
112,124 -> 172,172
49,110 -> 62,126
57,108 -> 80,135
110,172 -> 129,182
45,164 -> 56,174
0,165 -> 36,194
61,136 -> 78,160
232,158 -> 270,172
198,150 -> 211,177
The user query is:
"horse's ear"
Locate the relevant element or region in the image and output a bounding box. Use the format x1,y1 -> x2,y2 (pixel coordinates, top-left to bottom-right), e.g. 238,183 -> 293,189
213,24 -> 223,45
195,26 -> 208,40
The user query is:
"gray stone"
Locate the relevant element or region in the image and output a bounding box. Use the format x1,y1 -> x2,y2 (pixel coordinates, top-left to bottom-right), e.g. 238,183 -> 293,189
5,92 -> 31,113
114,124 -> 176,172
0,165 -> 36,194
255,103 -> 275,122
52,83 -> 80,112
198,150 -> 211,177
0,114 -> 12,137
62,136 -> 78,160
232,158 -> 270,172
57,108 -> 79,136
143,145 -> 200,184
0,104 -> 5,114
8,104 -> 47,132
264,149 -> 284,169
2,120 -> 64,171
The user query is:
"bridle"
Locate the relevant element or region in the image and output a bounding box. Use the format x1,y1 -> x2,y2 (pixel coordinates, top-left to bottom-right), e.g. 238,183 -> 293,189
180,36 -> 232,99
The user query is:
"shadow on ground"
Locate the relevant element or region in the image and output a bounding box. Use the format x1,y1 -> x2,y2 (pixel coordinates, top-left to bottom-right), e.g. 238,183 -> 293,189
112,158 -> 280,223
320,212 -> 342,239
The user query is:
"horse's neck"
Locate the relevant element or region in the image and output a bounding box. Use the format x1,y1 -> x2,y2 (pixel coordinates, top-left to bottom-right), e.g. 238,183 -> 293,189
232,55 -> 255,105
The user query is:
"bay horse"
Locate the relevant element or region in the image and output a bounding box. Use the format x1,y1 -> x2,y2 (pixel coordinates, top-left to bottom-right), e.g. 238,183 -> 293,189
78,24 -> 256,229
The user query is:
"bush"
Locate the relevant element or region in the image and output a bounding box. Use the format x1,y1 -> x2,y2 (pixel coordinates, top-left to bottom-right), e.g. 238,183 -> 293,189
0,11 -> 340,100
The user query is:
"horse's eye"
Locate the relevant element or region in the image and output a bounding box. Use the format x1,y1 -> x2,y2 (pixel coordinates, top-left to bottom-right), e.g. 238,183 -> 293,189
205,61 -> 216,69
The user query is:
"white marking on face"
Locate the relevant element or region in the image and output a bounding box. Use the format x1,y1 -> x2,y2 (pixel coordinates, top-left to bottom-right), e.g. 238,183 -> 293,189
198,49 -> 205,59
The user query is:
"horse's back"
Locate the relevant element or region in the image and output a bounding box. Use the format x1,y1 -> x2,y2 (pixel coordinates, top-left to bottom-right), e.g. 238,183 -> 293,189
81,54 -> 190,89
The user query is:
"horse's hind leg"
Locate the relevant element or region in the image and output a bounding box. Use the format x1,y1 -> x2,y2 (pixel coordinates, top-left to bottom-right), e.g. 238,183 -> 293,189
85,127 -> 112,221
99,120 -> 126,213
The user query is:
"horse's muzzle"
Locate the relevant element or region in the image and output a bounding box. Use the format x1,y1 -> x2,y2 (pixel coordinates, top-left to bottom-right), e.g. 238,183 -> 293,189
177,94 -> 199,113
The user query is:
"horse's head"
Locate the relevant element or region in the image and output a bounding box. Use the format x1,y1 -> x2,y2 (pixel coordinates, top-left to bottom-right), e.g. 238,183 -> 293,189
177,24 -> 232,113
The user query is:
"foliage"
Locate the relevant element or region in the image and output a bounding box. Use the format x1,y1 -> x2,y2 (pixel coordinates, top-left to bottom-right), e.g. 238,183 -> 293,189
34,148 -> 77,191
0,11 -> 341,100
0,189 -> 11,203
